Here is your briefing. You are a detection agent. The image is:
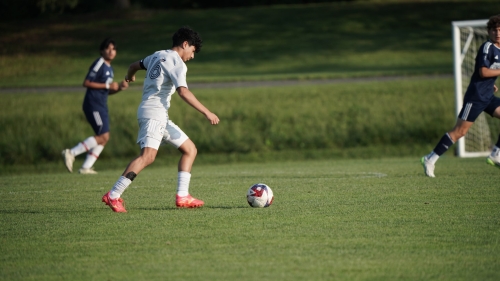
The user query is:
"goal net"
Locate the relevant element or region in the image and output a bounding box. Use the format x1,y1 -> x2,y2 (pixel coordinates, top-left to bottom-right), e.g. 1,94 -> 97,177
452,19 -> 498,157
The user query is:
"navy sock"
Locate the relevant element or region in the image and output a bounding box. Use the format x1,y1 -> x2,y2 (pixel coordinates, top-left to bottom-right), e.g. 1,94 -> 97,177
433,133 -> 454,156
496,134 -> 500,148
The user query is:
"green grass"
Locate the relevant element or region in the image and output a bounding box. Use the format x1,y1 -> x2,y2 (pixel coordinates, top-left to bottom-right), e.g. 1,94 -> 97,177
0,1 -> 497,87
2,77 -> 479,167
1,157 -> 499,280
3,77 -> 500,170
2,3 -> 499,278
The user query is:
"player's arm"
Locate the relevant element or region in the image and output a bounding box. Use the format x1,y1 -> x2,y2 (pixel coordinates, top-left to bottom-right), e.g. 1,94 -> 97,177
125,61 -> 145,83
83,79 -> 119,91
109,80 -> 129,95
176,86 -> 219,125
479,67 -> 500,78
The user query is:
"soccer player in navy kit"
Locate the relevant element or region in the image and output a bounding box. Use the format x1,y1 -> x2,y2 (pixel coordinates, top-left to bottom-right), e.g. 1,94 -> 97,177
62,38 -> 129,174
421,14 -> 500,177
102,27 -> 219,212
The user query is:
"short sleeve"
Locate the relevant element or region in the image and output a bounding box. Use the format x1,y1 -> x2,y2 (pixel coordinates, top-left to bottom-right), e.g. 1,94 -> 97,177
168,63 -> 188,89
479,42 -> 494,69
85,64 -> 99,82
85,58 -> 106,82
141,55 -> 153,70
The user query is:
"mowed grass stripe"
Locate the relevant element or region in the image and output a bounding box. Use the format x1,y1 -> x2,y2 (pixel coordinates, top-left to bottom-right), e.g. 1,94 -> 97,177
0,157 -> 499,280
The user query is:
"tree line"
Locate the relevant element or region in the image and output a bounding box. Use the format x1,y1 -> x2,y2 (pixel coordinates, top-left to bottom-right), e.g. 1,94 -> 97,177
1,0 -> 350,20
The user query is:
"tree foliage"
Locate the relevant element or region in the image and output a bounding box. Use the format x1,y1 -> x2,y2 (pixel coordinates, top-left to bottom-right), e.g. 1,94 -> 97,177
0,0 -> 347,20
36,0 -> 79,13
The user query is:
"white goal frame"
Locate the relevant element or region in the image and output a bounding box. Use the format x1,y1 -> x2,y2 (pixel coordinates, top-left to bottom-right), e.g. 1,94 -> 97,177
452,19 -> 490,157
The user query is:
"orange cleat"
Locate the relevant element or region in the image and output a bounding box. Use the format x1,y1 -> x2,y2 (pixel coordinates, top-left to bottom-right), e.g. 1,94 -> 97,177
176,194 -> 204,208
102,192 -> 127,213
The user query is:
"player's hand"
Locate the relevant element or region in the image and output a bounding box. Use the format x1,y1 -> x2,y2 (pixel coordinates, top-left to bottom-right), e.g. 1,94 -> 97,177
119,80 -> 129,91
109,82 -> 119,91
205,112 -> 220,125
125,75 -> 135,83
495,85 -> 498,93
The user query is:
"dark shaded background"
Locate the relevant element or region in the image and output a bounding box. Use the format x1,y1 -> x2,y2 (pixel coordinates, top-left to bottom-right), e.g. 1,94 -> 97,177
1,0 -> 353,20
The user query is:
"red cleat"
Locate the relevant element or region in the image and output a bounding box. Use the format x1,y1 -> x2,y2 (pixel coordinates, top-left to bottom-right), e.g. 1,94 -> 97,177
176,194 -> 204,208
102,192 -> 127,213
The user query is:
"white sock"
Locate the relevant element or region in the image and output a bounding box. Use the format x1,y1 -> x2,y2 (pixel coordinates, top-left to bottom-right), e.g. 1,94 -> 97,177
82,145 -> 104,169
426,151 -> 440,165
177,171 -> 191,197
109,176 -> 132,199
70,136 -> 98,156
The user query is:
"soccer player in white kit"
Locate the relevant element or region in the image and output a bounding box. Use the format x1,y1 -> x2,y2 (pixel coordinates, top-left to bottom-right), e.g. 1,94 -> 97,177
102,27 -> 219,212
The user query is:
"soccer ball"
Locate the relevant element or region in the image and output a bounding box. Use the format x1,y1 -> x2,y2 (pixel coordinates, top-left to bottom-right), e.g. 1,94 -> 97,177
246,183 -> 274,208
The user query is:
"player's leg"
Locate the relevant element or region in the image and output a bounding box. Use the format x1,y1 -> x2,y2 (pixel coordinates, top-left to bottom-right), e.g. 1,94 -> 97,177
103,147 -> 158,210
62,109 -> 106,172
176,140 -> 203,208
177,139 -> 197,173
102,118 -> 164,212
79,110 -> 110,174
485,100 -> 500,167
163,120 -> 203,208
121,147 -> 159,176
422,119 -> 473,177
421,100 -> 478,177
80,132 -> 109,174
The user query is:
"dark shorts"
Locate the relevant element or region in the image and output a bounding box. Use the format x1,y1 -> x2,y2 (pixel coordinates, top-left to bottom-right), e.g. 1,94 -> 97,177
458,95 -> 500,122
83,107 -> 109,135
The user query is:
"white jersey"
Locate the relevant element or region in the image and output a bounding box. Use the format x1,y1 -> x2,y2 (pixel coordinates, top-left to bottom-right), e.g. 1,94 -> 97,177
137,50 -> 188,120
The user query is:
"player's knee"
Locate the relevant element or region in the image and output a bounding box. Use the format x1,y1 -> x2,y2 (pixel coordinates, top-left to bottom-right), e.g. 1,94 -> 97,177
96,133 -> 110,145
449,130 -> 467,141
179,141 -> 197,157
457,128 -> 469,139
101,137 -> 109,145
142,154 -> 156,166
186,143 -> 197,157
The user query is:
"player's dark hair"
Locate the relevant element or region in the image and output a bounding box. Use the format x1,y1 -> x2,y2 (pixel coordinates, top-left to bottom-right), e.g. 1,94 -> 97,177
100,38 -> 116,51
487,14 -> 500,30
172,26 -> 202,53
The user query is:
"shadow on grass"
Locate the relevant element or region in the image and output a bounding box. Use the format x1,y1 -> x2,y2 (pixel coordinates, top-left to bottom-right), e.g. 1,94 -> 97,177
0,209 -> 44,214
205,206 -> 249,209
0,208 -> 109,214
136,205 -> 248,211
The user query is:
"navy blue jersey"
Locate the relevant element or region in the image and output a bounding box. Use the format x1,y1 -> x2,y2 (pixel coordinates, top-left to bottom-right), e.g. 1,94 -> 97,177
464,41 -> 500,102
82,57 -> 114,110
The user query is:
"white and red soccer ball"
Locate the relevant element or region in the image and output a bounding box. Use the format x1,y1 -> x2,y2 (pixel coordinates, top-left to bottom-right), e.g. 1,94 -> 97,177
247,183 -> 274,208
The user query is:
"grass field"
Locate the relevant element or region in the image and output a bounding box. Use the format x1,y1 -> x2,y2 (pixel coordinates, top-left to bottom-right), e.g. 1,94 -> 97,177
2,76 -> 500,171
2,1 -> 500,279
1,157 -> 499,280
1,77 -> 471,169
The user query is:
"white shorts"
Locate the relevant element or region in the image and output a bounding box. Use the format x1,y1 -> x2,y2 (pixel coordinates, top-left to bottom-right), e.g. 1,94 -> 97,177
136,118 -> 189,149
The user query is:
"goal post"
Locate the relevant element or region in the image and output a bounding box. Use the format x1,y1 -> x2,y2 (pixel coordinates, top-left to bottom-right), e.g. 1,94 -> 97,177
452,19 -> 495,158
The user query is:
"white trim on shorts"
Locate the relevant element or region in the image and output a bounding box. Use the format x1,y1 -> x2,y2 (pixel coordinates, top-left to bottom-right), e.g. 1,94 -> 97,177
460,102 -> 473,120
92,111 -> 103,134
93,111 -> 103,126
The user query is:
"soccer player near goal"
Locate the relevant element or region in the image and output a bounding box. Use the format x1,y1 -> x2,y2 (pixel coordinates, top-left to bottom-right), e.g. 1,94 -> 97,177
62,38 -> 129,174
421,14 -> 500,177
102,26 -> 219,212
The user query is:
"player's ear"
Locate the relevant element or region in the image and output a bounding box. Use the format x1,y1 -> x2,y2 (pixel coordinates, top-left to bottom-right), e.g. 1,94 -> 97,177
182,41 -> 189,49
